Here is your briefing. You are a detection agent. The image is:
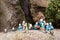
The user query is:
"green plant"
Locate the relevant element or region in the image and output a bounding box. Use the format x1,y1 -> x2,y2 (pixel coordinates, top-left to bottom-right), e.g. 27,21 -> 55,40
45,0 -> 60,22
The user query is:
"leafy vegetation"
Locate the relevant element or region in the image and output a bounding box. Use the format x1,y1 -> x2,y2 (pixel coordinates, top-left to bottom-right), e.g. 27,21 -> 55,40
45,0 -> 60,22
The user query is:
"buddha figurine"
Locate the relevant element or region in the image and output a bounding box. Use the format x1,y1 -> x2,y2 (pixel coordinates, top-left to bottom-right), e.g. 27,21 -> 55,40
22,21 -> 25,26
29,24 -> 32,30
4,28 -> 7,33
39,19 -> 45,30
34,22 -> 40,30
18,24 -> 23,31
12,27 -> 15,31
49,22 -> 54,30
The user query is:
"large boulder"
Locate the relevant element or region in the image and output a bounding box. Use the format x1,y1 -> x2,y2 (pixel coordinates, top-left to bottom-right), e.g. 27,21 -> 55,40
0,0 -> 25,31
30,0 -> 50,7
30,0 -> 50,22
0,30 -> 56,40
0,0 -> 50,31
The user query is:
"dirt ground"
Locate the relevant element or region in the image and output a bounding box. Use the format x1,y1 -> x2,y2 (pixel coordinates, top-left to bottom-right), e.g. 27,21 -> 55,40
0,29 -> 60,40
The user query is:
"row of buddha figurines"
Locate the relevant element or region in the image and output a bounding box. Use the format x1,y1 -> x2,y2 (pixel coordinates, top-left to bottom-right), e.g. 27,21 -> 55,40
4,18 -> 54,33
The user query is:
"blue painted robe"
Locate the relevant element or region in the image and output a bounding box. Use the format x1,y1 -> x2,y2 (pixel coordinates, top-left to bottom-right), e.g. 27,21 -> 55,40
45,25 -> 50,31
39,21 -> 44,28
46,24 -> 54,31
34,24 -> 37,30
18,25 -> 23,30
49,25 -> 54,30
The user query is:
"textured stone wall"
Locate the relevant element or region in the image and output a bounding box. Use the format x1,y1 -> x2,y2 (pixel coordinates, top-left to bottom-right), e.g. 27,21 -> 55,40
0,0 -> 50,31
0,0 -> 25,31
30,0 -> 50,22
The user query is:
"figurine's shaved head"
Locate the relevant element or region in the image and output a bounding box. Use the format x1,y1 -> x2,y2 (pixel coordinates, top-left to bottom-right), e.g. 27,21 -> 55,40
49,22 -> 52,25
36,22 -> 38,25
43,20 -> 46,23
19,23 -> 21,26
40,19 -> 43,21
23,21 -> 25,23
4,28 -> 7,32
29,24 -> 32,27
46,23 -> 49,25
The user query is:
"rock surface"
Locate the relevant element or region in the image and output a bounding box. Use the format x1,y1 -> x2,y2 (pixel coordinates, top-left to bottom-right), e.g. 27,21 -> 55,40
0,0 -> 50,31
0,0 -> 25,31
30,0 -> 50,22
30,0 -> 50,7
0,29 -> 60,40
